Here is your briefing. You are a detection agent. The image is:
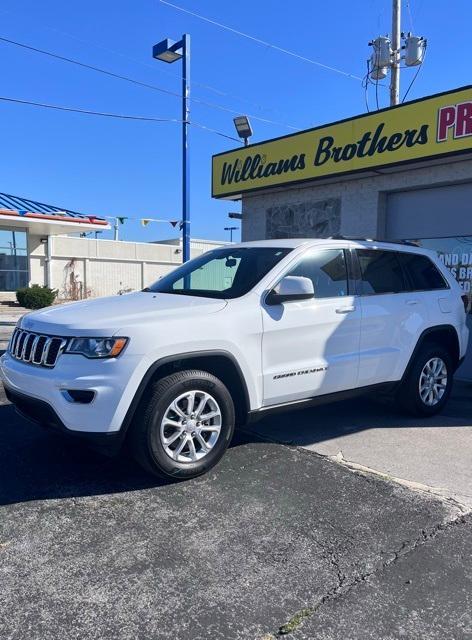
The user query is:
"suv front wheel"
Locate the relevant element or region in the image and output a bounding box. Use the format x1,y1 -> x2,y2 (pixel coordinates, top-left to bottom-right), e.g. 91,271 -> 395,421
398,344 -> 453,416
130,369 -> 235,479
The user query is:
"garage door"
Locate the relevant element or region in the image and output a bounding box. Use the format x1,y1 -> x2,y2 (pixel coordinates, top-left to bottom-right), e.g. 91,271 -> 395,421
386,183 -> 472,380
386,183 -> 472,240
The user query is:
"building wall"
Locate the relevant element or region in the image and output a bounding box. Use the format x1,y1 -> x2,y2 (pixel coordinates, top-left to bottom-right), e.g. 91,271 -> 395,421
157,238 -> 230,252
28,233 -> 46,287
241,158 -> 472,241
25,236 -> 220,300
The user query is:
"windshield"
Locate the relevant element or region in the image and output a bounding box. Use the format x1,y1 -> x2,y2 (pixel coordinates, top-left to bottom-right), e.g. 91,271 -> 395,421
146,247 -> 292,299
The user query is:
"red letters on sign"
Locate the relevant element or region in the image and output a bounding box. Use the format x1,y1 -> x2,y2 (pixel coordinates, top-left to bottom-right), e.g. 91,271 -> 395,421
437,106 -> 456,142
456,102 -> 472,138
437,101 -> 472,142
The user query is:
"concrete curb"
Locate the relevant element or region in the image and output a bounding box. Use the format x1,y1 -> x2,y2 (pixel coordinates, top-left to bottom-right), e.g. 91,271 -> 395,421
325,450 -> 471,516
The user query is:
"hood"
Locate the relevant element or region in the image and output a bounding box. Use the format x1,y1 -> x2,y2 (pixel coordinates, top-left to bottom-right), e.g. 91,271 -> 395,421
19,292 -> 227,336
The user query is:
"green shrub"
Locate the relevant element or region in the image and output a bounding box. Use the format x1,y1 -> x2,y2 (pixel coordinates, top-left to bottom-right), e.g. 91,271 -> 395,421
15,287 -> 29,307
16,285 -> 57,310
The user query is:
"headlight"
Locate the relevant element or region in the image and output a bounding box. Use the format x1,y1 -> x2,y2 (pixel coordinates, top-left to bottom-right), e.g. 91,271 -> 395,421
65,337 -> 128,359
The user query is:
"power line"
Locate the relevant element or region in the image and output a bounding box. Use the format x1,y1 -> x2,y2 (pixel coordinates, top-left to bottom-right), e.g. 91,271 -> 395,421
0,35 -> 180,97
0,95 -> 180,122
0,7 -> 298,125
159,0 -> 363,81
189,120 -> 241,142
0,95 -> 242,142
401,44 -> 427,103
0,35 -> 299,130
362,61 -> 371,113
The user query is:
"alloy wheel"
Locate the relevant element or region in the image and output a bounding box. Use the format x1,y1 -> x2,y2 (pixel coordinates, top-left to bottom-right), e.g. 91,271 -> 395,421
159,390 -> 222,463
419,357 -> 448,407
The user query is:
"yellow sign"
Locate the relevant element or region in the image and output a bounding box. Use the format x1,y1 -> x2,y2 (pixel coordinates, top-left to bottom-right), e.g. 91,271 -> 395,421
212,86 -> 472,199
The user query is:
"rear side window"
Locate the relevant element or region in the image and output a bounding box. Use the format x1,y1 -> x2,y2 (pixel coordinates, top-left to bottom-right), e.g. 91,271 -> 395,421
396,252 -> 449,291
287,249 -> 349,298
356,249 -> 405,295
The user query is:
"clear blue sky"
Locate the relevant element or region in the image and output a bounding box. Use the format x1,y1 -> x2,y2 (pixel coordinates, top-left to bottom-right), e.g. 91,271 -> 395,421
1,0 -> 470,243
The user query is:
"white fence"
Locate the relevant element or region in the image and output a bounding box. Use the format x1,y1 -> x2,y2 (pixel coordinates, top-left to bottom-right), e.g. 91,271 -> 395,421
28,235 -> 220,300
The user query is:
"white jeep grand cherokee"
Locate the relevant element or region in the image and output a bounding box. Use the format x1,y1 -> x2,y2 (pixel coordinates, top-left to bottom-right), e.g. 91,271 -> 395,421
1,239 -> 468,479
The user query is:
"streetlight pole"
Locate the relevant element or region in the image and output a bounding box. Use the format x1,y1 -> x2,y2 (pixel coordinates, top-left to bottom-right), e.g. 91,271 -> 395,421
181,34 -> 191,263
224,226 -> 238,242
153,34 -> 191,263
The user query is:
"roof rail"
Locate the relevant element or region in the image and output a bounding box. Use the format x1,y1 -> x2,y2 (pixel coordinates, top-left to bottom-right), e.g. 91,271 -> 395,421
327,234 -> 420,247
389,239 -> 421,247
327,234 -> 376,242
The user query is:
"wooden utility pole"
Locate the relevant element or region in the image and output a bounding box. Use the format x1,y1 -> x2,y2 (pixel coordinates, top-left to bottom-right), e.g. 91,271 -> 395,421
390,0 -> 401,106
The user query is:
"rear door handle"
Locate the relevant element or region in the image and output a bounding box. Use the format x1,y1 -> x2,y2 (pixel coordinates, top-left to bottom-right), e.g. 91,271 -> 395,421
406,300 -> 419,305
336,306 -> 356,314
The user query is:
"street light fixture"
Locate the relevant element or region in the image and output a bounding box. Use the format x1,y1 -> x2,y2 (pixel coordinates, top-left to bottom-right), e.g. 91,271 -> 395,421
233,116 -> 253,146
152,38 -> 183,63
224,226 -> 238,242
152,34 -> 191,263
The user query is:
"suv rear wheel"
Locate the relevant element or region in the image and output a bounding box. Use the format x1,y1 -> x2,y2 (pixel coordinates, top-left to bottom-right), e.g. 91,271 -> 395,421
130,369 -> 235,479
397,344 -> 453,416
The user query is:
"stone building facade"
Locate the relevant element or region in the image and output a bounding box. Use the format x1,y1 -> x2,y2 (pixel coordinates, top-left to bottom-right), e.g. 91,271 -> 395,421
241,158 -> 472,243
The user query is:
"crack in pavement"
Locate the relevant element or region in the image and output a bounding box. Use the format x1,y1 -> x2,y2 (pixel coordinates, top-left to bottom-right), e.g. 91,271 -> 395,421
274,512 -> 471,636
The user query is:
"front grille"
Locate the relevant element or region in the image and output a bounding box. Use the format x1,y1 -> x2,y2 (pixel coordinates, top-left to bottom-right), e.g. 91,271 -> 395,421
8,329 -> 67,368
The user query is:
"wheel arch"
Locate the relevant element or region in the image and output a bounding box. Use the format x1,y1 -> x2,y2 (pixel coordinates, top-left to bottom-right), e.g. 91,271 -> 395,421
121,350 -> 251,434
402,324 -> 461,382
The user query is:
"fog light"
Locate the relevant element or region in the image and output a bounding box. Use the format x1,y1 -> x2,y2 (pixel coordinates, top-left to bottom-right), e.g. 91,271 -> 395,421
62,389 -> 95,404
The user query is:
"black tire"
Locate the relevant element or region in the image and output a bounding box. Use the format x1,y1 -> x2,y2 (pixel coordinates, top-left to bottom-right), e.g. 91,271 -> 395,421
130,369 -> 235,479
397,343 -> 453,416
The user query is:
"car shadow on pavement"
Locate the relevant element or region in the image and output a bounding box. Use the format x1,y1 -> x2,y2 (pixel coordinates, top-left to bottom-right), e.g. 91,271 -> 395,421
248,382 -> 472,447
1,381 -> 471,506
0,401 -> 255,506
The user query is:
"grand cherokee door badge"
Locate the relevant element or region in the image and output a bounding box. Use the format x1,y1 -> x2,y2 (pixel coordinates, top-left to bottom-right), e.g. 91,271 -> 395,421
274,366 -> 328,380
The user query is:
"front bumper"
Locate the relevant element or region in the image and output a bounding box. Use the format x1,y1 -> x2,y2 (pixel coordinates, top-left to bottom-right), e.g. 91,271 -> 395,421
0,349 -> 148,434
3,385 -> 123,454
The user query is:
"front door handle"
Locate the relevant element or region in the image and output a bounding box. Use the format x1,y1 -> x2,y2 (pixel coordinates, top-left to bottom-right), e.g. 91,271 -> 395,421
335,306 -> 356,314
406,300 -> 419,305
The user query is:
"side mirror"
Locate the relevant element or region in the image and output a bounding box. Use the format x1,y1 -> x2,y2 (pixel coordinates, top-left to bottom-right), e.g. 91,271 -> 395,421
266,276 -> 314,305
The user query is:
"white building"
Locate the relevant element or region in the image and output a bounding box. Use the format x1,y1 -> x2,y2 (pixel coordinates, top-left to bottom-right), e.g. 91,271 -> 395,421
0,193 -> 222,301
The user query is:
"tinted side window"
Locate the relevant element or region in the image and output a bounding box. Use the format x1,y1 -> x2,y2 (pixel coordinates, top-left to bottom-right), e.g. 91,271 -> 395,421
287,249 -> 348,298
396,252 -> 449,291
357,249 -> 405,295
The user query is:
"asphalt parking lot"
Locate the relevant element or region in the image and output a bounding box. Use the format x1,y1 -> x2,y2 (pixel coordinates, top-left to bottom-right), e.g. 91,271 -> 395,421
249,381 -> 472,509
1,378 -> 472,639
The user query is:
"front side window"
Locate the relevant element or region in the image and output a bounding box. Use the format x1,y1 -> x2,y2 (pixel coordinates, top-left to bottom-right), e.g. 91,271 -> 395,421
396,252 -> 449,291
147,247 -> 291,299
287,249 -> 348,298
357,249 -> 405,295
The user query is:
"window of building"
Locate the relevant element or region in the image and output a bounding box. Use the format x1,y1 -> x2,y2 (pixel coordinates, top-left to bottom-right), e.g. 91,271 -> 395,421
287,249 -> 348,298
0,229 -> 28,291
357,249 -> 405,295
396,252 -> 449,291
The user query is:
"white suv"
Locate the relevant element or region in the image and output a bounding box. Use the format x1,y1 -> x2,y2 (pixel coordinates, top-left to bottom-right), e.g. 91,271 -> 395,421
1,239 -> 468,479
